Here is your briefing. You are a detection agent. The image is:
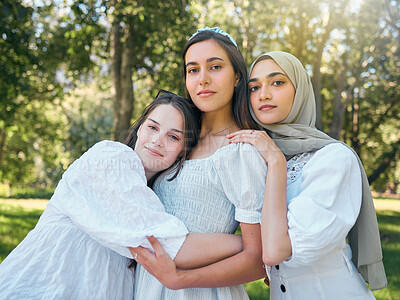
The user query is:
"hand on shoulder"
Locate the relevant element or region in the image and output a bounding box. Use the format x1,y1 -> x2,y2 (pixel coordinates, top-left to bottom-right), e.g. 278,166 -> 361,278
227,130 -> 285,165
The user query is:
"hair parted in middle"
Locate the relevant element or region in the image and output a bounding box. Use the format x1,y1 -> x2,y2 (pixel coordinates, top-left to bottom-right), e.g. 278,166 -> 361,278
182,29 -> 258,130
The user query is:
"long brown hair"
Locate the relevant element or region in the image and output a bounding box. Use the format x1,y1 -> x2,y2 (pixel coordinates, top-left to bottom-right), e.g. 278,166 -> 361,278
182,30 -> 258,129
124,92 -> 201,184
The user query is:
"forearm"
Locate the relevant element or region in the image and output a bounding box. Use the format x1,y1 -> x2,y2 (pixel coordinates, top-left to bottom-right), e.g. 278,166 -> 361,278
261,157 -> 292,265
171,224 -> 265,289
174,233 -> 243,269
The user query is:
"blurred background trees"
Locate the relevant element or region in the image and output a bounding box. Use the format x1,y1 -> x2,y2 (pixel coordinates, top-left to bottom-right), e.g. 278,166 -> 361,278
1,0 -> 399,194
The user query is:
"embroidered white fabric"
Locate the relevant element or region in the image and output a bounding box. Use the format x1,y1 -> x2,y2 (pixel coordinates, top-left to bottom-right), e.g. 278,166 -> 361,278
286,151 -> 315,185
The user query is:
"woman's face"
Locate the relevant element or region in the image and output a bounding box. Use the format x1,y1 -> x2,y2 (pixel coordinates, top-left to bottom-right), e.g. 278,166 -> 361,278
184,39 -> 239,114
249,59 -> 295,125
135,104 -> 184,179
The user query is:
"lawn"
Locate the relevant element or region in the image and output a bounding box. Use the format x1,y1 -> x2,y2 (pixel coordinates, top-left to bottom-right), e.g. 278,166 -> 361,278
0,198 -> 399,299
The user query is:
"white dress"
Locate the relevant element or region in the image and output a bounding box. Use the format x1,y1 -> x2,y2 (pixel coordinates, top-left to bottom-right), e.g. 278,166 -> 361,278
0,140 -> 188,300
268,143 -> 375,299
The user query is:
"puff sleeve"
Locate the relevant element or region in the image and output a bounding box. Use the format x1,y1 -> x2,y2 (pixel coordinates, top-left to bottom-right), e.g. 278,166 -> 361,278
50,140 -> 188,259
286,143 -> 362,266
211,143 -> 267,224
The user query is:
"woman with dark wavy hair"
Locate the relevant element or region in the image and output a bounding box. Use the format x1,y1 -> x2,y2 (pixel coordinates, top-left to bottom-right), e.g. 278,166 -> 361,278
0,91 -> 244,299
131,27 -> 267,300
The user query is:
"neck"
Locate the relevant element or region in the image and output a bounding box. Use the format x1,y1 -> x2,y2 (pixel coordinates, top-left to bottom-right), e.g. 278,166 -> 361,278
144,171 -> 156,182
201,109 -> 236,137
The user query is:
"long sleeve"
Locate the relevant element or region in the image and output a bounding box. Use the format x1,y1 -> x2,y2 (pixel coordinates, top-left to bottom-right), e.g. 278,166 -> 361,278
211,143 -> 267,224
50,140 -> 188,259
286,143 -> 362,266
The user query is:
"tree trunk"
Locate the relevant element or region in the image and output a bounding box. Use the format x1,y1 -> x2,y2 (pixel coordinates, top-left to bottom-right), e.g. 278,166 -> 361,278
312,3 -> 336,130
329,55 -> 349,139
110,16 -> 135,142
294,2 -> 305,61
0,128 -> 6,167
110,17 -> 122,140
115,22 -> 135,141
351,95 -> 361,156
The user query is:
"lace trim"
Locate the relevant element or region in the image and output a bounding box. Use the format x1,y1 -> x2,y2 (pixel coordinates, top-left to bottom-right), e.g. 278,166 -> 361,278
286,151 -> 315,184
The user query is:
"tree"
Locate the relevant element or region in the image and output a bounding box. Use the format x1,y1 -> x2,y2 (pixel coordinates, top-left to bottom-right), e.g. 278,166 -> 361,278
0,1 -> 65,184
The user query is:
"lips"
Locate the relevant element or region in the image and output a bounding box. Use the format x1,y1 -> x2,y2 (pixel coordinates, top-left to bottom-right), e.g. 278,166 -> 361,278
144,146 -> 163,157
197,89 -> 216,97
259,104 -> 276,111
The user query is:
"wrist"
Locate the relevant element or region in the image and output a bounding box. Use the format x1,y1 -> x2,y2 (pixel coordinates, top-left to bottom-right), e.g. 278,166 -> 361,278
267,153 -> 286,168
168,270 -> 189,290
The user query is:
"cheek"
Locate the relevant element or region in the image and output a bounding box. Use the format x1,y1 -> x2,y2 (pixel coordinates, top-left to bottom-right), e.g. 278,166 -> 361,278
186,78 -> 196,94
250,95 -> 258,111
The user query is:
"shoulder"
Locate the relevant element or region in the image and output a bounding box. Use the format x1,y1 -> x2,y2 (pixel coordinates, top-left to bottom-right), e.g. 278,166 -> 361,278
76,140 -> 144,176
90,140 -> 135,154
305,142 -> 359,172
85,140 -> 139,161
213,142 -> 263,160
315,142 -> 356,161
211,143 -> 267,172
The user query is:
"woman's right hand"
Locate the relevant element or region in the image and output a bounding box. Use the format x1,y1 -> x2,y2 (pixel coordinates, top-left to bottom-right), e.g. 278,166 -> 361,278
128,236 -> 184,290
227,130 -> 285,164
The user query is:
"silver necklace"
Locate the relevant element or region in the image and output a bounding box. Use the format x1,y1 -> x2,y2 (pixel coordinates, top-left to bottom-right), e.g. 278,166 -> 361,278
209,123 -> 236,136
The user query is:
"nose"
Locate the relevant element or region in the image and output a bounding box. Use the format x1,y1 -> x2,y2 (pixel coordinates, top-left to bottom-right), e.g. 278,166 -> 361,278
259,84 -> 271,101
199,69 -> 210,86
150,132 -> 164,148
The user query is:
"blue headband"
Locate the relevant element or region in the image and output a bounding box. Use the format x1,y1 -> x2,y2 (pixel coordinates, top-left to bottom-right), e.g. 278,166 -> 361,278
189,27 -> 238,47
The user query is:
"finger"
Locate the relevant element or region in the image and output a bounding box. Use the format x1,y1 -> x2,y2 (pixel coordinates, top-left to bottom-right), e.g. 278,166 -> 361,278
226,130 -> 255,138
228,135 -> 256,145
146,236 -> 168,257
228,133 -> 257,142
127,247 -> 137,259
128,246 -> 155,263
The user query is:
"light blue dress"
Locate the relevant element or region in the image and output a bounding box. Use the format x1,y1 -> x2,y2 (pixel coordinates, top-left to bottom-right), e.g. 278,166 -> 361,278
134,143 -> 267,300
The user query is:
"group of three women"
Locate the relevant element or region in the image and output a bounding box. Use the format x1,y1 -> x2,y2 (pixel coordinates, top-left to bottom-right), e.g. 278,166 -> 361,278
0,27 -> 387,299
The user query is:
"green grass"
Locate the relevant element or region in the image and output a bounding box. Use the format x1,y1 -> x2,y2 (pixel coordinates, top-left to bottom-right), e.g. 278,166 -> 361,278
0,202 -> 43,261
0,200 -> 399,299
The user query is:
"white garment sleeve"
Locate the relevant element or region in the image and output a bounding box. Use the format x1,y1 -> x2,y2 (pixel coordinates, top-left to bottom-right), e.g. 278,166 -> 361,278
211,143 -> 267,224
286,143 -> 362,266
50,140 -> 188,259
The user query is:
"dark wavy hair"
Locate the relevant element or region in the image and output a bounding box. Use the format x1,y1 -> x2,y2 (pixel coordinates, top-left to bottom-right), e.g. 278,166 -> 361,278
182,30 -> 258,129
124,92 -> 201,185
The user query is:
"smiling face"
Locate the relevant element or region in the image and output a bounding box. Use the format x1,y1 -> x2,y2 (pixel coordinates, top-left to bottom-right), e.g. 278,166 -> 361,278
249,59 -> 296,125
184,39 -> 239,114
134,104 -> 185,180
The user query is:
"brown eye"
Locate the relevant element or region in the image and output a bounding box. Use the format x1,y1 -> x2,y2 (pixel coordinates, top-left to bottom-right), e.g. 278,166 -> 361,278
273,80 -> 285,86
249,86 -> 259,92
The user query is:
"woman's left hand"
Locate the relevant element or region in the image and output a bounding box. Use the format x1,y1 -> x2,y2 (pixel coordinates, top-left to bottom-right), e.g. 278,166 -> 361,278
227,130 -> 284,164
128,236 -> 183,290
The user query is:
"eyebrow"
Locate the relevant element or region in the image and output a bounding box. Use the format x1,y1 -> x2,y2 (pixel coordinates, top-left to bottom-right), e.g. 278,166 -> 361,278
249,72 -> 288,83
148,118 -> 184,134
185,57 -> 224,68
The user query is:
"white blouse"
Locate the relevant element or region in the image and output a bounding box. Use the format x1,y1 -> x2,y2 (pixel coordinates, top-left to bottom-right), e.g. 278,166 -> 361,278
268,143 -> 376,299
0,141 -> 188,300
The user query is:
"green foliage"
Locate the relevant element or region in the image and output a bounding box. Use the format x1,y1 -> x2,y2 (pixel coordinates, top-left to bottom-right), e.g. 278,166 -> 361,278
61,79 -> 113,164
1,0 -> 399,190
